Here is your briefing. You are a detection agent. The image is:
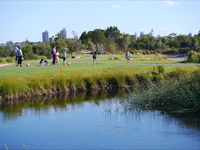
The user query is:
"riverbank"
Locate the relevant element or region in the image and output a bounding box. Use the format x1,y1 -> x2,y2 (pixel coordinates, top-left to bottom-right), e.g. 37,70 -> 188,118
0,66 -> 196,102
128,70 -> 200,115
0,54 -> 199,106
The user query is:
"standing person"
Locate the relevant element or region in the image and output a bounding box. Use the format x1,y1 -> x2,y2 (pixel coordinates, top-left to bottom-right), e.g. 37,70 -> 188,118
92,51 -> 98,65
62,48 -> 67,66
14,44 -> 19,66
55,50 -> 60,65
51,46 -> 56,65
125,50 -> 131,64
17,46 -> 23,67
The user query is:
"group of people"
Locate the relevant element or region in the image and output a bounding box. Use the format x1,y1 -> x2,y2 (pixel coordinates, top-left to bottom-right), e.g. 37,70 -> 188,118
92,50 -> 132,64
14,44 -> 23,67
51,46 -> 67,66
13,44 -> 132,67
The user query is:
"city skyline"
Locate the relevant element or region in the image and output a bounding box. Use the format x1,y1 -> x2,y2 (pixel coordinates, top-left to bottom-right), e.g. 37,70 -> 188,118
0,0 -> 200,43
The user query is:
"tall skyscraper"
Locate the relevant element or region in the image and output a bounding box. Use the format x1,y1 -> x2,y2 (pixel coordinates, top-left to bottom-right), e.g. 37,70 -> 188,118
149,29 -> 154,36
42,31 -> 49,42
60,28 -> 67,39
140,31 -> 144,37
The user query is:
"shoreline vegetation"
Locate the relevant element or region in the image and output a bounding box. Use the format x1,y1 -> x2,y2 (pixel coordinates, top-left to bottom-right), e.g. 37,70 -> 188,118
127,70 -> 200,115
0,54 -> 199,115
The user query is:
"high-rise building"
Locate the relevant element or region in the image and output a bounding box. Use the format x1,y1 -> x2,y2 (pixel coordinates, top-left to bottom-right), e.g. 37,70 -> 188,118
6,41 -> 14,47
140,31 -> 144,37
60,28 -> 67,39
42,31 -> 49,42
131,32 -> 137,41
149,29 -> 154,36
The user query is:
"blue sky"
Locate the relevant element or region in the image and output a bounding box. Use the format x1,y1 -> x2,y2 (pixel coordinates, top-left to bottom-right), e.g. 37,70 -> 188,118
0,0 -> 200,43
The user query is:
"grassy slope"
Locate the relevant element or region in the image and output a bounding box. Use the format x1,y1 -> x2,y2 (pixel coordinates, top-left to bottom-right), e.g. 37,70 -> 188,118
0,54 -> 199,96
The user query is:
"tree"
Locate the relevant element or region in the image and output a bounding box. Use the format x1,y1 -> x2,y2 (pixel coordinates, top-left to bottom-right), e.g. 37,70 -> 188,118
105,41 -> 118,53
72,31 -> 82,55
80,31 -> 89,44
91,29 -> 106,46
116,34 -> 131,50
0,46 -> 14,57
105,26 -> 120,42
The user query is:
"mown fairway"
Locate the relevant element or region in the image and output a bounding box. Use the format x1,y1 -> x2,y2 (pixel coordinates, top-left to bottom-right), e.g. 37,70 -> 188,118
0,54 -> 199,96
0,54 -> 198,78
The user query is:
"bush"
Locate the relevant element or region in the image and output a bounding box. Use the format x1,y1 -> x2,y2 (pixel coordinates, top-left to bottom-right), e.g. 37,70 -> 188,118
5,57 -> 15,63
0,57 -> 15,63
0,58 -> 5,63
187,51 -> 200,63
157,65 -> 165,74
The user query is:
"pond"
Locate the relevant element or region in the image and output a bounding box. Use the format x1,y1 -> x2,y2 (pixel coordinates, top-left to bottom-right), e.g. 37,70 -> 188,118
168,57 -> 187,61
0,92 -> 200,150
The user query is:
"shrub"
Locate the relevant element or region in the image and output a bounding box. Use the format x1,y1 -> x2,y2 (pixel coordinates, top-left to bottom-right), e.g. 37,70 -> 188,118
166,68 -> 189,80
187,51 -> 200,63
114,56 -> 121,60
0,58 -> 5,63
157,65 -> 165,74
5,57 -> 15,63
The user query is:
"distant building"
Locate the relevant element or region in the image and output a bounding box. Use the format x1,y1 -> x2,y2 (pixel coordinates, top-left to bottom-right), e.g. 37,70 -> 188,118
157,34 -> 161,39
6,41 -> 14,47
60,28 -> 67,39
131,33 -> 137,41
140,31 -> 144,37
0,43 -> 6,46
42,31 -> 49,42
148,29 -> 154,37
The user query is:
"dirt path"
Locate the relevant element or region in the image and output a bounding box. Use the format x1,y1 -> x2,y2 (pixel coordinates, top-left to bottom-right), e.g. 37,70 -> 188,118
96,62 -> 200,66
0,63 -> 11,67
0,62 -> 199,67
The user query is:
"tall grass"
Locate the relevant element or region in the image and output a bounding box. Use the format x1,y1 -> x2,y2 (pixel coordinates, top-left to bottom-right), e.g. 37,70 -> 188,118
128,70 -> 200,114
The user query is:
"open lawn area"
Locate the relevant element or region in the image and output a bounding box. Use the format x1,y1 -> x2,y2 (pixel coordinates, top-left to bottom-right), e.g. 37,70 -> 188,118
0,54 -> 198,77
0,54 -> 199,97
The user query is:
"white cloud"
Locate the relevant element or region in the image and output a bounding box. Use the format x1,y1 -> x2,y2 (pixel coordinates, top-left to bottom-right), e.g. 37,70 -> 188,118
111,5 -> 122,9
164,0 -> 179,6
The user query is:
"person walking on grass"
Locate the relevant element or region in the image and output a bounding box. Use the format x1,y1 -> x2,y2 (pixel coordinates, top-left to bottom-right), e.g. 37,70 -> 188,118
17,46 -> 23,67
62,48 -> 67,66
125,50 -> 131,64
92,51 -> 98,65
51,46 -> 56,65
14,44 -> 20,66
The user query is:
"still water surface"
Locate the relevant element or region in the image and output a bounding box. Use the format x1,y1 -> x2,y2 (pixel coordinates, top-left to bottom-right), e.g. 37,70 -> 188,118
0,94 -> 200,150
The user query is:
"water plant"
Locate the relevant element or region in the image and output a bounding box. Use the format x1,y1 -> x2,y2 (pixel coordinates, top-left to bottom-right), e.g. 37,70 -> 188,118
128,70 -> 200,114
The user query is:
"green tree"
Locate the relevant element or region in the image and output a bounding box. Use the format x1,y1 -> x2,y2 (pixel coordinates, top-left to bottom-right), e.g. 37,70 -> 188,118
105,26 -> 120,42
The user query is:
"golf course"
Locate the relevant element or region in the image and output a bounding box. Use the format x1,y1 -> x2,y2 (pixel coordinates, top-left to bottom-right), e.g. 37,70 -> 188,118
0,54 -> 199,101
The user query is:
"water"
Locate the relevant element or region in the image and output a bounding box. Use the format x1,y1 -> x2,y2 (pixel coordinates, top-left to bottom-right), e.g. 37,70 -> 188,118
168,57 -> 187,61
0,94 -> 200,150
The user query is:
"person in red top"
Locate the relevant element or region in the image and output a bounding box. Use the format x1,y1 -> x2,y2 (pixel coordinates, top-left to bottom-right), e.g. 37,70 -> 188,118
55,51 -> 60,65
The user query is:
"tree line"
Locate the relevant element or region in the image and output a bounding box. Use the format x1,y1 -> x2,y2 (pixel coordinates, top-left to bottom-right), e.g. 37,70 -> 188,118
1,26 -> 200,60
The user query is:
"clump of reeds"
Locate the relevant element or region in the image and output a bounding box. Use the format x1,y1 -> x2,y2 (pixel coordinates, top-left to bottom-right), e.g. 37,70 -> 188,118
129,70 -> 200,113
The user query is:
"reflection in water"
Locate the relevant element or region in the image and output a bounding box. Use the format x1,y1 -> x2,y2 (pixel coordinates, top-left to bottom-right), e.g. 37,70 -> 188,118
0,91 -> 200,150
1,90 -> 200,131
0,90 -> 127,121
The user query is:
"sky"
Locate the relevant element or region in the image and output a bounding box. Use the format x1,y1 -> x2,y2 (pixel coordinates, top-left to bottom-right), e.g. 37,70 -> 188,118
0,0 -> 200,43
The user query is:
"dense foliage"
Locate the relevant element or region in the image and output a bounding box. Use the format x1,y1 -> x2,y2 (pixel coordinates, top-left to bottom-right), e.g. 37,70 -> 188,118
1,26 -> 200,60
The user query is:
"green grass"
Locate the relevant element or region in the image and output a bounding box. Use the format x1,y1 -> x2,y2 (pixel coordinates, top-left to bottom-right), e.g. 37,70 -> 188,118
0,54 -> 199,97
128,70 -> 200,114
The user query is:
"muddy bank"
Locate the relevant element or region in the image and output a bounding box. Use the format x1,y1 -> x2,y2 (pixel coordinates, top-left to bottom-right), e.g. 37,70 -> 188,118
0,82 -> 135,104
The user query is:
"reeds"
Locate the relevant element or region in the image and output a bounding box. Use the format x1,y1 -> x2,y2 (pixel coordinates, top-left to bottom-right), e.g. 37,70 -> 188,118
129,70 -> 200,113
